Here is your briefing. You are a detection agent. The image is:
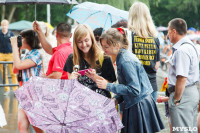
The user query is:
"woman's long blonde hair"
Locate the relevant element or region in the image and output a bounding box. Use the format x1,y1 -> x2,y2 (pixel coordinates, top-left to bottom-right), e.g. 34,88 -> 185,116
73,24 -> 103,68
128,2 -> 157,38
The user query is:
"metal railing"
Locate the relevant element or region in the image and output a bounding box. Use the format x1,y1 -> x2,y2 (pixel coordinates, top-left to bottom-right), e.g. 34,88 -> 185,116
0,61 -> 19,87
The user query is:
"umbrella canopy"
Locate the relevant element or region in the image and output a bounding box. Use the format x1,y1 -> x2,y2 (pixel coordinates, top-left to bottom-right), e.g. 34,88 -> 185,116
188,27 -> 197,32
0,0 -> 78,20
0,0 -> 78,4
66,2 -> 129,30
0,20 -> 55,31
45,22 -> 54,30
0,20 -> 33,30
0,104 -> 7,128
187,34 -> 200,40
156,26 -> 168,32
15,76 -> 123,132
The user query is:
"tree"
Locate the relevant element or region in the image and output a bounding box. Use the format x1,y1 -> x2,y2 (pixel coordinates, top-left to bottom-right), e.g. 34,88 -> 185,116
1,5 -> 16,23
0,0 -> 200,29
150,0 -> 200,29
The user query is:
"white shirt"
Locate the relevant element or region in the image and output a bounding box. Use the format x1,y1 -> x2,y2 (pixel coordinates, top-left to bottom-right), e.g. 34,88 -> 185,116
168,36 -> 199,87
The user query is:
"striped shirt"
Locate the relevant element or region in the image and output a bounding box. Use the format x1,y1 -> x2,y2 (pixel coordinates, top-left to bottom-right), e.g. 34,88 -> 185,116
22,49 -> 43,82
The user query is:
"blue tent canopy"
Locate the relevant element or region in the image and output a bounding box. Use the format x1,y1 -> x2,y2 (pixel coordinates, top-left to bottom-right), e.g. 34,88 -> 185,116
188,27 -> 197,32
0,20 -> 33,30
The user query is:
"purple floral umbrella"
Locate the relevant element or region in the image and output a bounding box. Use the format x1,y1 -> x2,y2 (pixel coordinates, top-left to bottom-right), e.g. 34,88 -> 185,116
14,76 -> 123,132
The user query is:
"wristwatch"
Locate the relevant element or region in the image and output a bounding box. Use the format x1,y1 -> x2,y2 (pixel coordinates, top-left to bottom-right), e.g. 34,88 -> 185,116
173,98 -> 181,105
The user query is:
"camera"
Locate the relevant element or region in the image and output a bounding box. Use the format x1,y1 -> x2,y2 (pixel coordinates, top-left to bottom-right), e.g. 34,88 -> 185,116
17,35 -> 22,47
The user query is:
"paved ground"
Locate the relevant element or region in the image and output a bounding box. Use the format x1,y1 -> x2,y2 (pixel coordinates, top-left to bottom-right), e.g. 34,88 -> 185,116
0,68 -> 169,133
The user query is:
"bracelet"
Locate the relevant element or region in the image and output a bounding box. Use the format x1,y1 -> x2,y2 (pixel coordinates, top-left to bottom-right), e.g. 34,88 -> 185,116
159,97 -> 162,103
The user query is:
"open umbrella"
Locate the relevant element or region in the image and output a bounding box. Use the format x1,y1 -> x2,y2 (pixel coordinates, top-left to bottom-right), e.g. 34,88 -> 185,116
0,104 -> 7,128
45,22 -> 54,30
66,2 -> 129,30
0,20 -> 54,31
14,76 -> 123,132
0,0 -> 78,20
188,27 -> 197,32
187,34 -> 200,40
156,26 -> 168,32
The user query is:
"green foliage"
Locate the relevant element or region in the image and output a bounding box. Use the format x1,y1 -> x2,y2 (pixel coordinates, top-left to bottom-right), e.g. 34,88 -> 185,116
0,0 -> 200,29
50,4 -> 73,27
150,0 -> 200,29
0,4 -> 73,27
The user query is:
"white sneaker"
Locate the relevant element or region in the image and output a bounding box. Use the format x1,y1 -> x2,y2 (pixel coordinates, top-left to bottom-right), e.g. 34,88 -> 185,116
4,91 -> 10,96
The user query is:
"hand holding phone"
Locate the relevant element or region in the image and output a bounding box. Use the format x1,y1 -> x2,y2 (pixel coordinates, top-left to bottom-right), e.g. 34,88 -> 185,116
78,69 -> 92,76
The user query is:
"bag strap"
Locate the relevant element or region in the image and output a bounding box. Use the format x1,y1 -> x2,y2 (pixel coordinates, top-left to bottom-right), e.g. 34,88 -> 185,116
29,68 -> 32,77
181,42 -> 199,58
98,52 -> 104,67
39,55 -> 44,75
29,55 -> 44,77
36,55 -> 44,76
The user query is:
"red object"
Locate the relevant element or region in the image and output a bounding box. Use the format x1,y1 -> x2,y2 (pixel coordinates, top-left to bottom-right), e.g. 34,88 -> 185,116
46,43 -> 73,79
164,77 -> 167,86
78,69 -> 92,75
19,81 -> 23,87
117,27 -> 124,34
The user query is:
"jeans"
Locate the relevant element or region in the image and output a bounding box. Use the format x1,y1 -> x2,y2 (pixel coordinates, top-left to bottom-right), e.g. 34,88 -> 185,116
151,91 -> 158,102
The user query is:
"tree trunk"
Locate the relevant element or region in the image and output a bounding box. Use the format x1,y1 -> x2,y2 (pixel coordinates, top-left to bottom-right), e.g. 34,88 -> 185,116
8,6 -> 16,22
25,5 -> 29,20
1,5 -> 6,20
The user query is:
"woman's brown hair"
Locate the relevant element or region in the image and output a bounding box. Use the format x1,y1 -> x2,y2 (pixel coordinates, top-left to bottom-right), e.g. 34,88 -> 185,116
20,29 -> 41,49
100,28 -> 129,49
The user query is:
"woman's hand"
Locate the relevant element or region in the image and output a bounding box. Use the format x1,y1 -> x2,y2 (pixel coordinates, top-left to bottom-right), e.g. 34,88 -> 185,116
70,72 -> 81,79
96,76 -> 108,90
10,36 -> 20,69
85,69 -> 97,81
41,74 -> 47,78
33,21 -> 42,33
10,36 -> 18,48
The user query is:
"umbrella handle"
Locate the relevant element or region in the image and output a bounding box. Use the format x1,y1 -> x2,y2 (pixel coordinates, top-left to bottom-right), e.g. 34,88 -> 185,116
35,4 -> 36,20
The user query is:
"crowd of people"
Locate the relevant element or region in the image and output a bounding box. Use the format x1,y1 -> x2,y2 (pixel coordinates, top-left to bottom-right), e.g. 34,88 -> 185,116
0,1 -> 200,133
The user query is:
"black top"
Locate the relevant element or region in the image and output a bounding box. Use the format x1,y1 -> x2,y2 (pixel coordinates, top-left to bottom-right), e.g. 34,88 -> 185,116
131,34 -> 160,91
0,30 -> 14,53
132,34 -> 160,75
63,53 -> 116,98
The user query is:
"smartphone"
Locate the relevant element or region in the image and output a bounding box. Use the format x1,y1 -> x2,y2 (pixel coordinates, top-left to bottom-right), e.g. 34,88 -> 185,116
78,69 -> 92,76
